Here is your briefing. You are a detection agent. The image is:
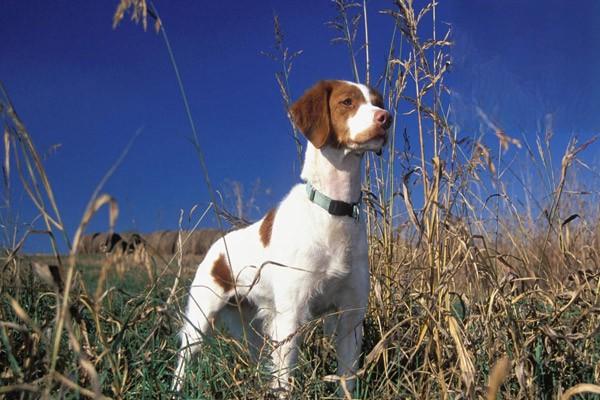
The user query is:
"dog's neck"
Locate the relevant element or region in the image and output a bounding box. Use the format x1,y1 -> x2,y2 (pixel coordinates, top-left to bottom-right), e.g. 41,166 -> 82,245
300,143 -> 363,204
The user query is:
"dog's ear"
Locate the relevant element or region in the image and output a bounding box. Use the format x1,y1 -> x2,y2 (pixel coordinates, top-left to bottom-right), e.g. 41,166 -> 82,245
289,80 -> 332,149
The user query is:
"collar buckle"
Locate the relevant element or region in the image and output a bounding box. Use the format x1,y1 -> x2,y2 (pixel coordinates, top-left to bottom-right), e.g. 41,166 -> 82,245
308,186 -> 316,201
352,204 -> 360,221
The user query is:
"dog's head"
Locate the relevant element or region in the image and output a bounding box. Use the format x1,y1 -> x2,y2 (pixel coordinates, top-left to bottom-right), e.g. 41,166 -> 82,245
289,80 -> 391,154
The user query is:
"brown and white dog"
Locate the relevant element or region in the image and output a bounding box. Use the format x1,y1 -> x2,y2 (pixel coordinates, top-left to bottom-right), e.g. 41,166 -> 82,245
173,80 -> 391,395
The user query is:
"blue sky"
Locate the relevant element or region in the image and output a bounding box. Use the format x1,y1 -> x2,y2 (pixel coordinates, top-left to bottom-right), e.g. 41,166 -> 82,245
1,1 -> 599,252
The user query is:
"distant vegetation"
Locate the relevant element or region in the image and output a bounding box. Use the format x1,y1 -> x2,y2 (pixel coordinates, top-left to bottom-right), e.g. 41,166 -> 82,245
2,1 -> 600,399
78,230 -> 221,258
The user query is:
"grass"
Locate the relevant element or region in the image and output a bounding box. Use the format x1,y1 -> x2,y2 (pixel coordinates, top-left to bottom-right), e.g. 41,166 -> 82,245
2,0 -> 600,399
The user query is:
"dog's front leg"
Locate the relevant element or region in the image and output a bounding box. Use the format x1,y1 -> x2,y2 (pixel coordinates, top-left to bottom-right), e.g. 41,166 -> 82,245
334,306 -> 365,395
334,270 -> 369,395
269,310 -> 301,395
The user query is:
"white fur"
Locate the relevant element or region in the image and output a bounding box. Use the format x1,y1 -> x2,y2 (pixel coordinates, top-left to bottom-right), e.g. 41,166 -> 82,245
173,82 -> 385,396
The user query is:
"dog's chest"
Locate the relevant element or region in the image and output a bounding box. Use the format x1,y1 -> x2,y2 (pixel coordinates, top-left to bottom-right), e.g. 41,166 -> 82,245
302,215 -> 365,280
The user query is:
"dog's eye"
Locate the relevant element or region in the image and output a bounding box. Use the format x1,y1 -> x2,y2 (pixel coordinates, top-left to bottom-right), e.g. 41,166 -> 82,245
341,98 -> 353,106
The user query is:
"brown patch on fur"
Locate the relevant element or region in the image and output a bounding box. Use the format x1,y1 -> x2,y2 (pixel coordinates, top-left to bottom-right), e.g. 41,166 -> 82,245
369,88 -> 385,108
211,253 -> 234,292
289,81 -> 333,148
259,208 -> 277,247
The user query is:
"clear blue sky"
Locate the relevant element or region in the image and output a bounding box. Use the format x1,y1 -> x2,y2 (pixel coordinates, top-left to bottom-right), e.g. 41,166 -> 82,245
1,1 -> 599,252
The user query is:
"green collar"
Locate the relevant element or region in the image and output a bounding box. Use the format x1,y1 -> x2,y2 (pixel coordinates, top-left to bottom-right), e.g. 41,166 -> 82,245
305,182 -> 361,221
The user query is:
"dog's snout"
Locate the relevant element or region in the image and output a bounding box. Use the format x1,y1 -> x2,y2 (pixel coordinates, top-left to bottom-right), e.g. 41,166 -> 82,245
375,110 -> 392,130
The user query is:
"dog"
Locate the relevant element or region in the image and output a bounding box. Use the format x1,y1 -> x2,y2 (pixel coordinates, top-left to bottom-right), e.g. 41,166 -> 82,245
173,80 -> 391,395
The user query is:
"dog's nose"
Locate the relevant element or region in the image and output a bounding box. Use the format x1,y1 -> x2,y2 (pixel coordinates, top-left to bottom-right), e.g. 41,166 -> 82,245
375,110 -> 392,130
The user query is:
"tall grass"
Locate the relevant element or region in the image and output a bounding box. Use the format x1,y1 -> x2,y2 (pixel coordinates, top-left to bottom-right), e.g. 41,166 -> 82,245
2,1 -> 600,399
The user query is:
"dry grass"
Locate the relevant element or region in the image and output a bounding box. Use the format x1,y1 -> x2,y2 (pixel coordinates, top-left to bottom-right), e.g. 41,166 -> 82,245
2,1 -> 600,399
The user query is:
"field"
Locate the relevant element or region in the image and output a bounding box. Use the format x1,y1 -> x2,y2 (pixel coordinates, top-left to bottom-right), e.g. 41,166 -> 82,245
2,1 -> 600,399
